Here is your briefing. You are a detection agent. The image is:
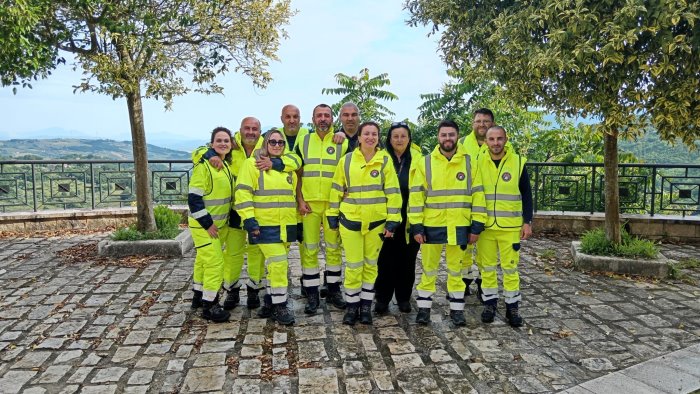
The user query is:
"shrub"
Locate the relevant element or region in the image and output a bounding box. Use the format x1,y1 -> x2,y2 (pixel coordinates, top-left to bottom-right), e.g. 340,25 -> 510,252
112,205 -> 181,241
580,227 -> 658,259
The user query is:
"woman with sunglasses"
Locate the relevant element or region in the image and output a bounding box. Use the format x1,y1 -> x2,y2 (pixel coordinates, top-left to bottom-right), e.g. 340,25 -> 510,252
327,121 -> 402,325
374,121 -> 423,315
189,127 -> 234,322
234,130 -> 299,325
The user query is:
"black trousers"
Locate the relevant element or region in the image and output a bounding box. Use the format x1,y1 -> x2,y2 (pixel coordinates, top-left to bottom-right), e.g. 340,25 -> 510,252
375,223 -> 420,304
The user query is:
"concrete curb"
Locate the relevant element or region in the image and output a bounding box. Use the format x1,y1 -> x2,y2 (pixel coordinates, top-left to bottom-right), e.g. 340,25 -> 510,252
571,241 -> 671,278
97,228 -> 193,257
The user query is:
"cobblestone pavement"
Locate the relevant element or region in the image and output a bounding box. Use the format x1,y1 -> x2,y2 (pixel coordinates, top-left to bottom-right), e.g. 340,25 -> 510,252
0,232 -> 698,393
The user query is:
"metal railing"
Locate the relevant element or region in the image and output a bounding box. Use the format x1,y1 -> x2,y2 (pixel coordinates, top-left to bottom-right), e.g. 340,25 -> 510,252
0,160 -> 698,217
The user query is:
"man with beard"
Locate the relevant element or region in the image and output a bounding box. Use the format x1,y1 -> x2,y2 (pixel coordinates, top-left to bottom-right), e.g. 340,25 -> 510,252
459,108 -> 495,301
275,104 -> 309,153
476,125 -> 532,327
295,104 -> 349,314
408,120 -> 487,326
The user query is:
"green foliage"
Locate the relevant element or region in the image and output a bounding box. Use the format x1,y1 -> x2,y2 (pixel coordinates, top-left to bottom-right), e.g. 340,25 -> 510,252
620,130 -> 700,164
112,205 -> 181,240
668,258 -> 700,283
322,68 -> 398,124
540,249 -> 556,260
580,227 -> 659,259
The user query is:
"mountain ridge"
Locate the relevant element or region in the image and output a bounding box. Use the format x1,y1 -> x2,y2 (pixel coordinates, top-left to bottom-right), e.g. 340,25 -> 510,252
0,138 -> 190,160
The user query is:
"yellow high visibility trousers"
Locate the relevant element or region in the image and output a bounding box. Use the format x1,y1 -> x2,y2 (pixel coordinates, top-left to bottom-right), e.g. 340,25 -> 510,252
257,243 -> 290,304
416,244 -> 466,311
476,229 -> 521,304
223,228 -> 265,290
339,225 -> 383,305
191,226 -> 228,302
460,244 -> 480,280
300,200 -> 342,288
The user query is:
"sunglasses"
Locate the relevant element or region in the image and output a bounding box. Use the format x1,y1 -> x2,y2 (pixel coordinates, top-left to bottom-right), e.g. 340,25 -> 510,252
391,121 -> 409,128
268,139 -> 286,147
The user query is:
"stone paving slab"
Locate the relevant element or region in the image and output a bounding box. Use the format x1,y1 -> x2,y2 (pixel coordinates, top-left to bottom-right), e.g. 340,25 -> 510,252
0,232 -> 698,393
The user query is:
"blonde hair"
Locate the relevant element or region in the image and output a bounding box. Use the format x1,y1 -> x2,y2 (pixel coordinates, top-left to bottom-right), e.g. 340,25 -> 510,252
255,129 -> 285,160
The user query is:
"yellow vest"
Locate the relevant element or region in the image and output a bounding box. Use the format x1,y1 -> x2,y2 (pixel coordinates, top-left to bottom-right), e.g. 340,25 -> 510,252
297,128 -> 349,202
276,127 -> 310,153
479,147 -> 526,230
328,149 -> 402,233
187,160 -> 233,229
408,144 -> 487,245
234,158 -> 298,243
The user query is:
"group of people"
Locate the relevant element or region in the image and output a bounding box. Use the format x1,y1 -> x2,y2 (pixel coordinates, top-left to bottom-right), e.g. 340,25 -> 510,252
187,103 -> 533,328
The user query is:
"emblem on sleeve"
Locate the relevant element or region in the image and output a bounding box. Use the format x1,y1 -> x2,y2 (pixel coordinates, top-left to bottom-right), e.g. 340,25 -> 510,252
326,146 -> 335,154
502,172 -> 512,182
370,170 -> 380,178
456,172 -> 465,181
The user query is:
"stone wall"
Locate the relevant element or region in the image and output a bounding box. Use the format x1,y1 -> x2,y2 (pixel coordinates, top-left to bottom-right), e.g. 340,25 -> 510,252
1,207 -> 699,243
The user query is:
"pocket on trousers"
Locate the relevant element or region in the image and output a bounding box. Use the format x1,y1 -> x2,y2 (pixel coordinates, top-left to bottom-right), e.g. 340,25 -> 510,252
512,243 -> 521,251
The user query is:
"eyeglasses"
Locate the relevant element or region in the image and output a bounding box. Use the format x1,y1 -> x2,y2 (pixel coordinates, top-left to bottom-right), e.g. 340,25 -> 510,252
391,121 -> 409,128
268,139 -> 286,147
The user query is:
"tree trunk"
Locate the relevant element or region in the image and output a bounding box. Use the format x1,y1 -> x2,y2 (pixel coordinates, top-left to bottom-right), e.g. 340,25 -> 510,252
126,87 -> 157,233
603,129 -> 621,244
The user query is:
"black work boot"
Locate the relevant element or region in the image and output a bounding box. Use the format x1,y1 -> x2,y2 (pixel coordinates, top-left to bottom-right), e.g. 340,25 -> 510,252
481,299 -> 497,323
343,305 -> 359,325
326,284 -> 346,309
506,302 -> 524,327
191,290 -> 203,309
223,288 -> 240,310
450,310 -> 467,326
247,287 -> 260,309
475,278 -> 484,304
319,272 -> 329,298
272,303 -> 295,325
201,300 -> 230,323
462,278 -> 473,296
257,294 -> 273,318
416,308 -> 431,325
359,303 -> 373,325
304,288 -> 319,315
374,300 -> 389,315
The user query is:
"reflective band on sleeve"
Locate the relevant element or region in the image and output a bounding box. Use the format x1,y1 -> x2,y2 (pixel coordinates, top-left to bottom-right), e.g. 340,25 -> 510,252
190,209 -> 208,219
234,201 -> 254,209
410,186 -> 424,192
472,185 -> 484,193
235,184 -> 254,191
189,187 -> 205,196
329,202 -> 340,209
285,153 -> 301,167
384,187 -> 399,194
332,183 -> 344,191
472,207 -> 487,213
387,208 -> 400,214
408,206 -> 424,213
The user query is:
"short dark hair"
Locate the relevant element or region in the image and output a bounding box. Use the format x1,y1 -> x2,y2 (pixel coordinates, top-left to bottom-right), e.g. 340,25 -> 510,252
473,108 -> 495,121
210,126 -> 233,162
312,103 -> 334,117
437,119 -> 460,133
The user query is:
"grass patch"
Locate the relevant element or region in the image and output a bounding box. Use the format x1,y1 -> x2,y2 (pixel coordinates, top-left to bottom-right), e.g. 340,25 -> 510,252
580,227 -> 659,259
668,257 -> 700,282
540,249 -> 556,259
112,205 -> 181,241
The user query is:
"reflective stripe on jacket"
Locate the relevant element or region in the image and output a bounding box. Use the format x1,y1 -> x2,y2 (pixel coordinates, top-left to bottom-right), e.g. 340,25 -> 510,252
328,149 -> 402,233
234,158 -> 298,243
479,146 -> 526,230
188,160 -> 233,229
297,128 -> 349,202
408,144 -> 486,245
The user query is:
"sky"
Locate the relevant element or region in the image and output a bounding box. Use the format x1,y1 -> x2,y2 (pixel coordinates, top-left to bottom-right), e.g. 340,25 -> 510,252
0,0 -> 450,150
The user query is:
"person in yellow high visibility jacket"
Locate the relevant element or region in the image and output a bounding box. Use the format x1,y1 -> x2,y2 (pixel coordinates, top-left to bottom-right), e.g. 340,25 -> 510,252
458,108 -> 494,301
408,120 -> 487,326
374,121 -> 423,315
295,104 -> 349,314
235,130 -> 299,326
188,127 -> 234,322
327,121 -> 402,325
477,126 -> 533,327
193,117 -> 301,312
275,104 -> 310,153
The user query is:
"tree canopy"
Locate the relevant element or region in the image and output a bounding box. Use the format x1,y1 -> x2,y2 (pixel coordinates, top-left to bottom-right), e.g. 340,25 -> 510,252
322,68 -> 399,123
1,0 -> 293,231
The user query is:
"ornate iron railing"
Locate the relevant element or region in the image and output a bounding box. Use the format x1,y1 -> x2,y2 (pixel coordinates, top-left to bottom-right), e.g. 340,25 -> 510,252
0,160 -> 698,217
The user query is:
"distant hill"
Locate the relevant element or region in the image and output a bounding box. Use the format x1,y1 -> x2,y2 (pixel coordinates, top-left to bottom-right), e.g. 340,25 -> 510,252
619,131 -> 700,165
0,139 -> 190,160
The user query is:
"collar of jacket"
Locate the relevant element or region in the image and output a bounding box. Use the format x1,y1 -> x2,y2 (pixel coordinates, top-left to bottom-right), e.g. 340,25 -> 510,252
353,146 -> 385,165
234,132 -> 264,157
312,125 -> 335,138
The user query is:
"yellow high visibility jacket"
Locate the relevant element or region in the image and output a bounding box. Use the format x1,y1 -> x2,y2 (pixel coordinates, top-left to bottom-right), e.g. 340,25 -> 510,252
296,127 -> 349,202
234,157 -> 298,243
187,160 -> 233,230
328,149 -> 402,233
459,132 -> 488,159
408,144 -> 487,245
479,146 -> 526,231
275,127 -> 310,153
